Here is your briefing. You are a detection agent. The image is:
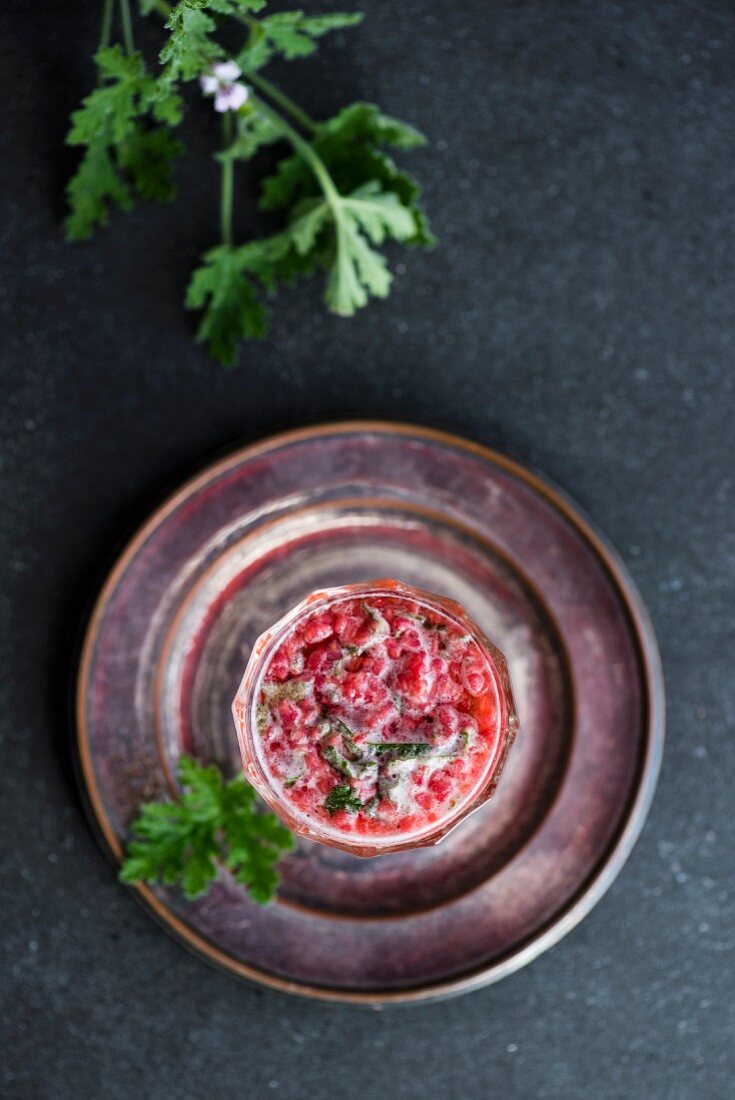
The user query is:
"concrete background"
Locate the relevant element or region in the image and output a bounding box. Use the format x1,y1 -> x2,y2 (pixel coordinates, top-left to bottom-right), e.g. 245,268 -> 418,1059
1,1 -> 733,1096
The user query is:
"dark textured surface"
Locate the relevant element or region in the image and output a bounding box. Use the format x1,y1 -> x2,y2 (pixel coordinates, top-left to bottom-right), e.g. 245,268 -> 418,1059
1,0 -> 733,1096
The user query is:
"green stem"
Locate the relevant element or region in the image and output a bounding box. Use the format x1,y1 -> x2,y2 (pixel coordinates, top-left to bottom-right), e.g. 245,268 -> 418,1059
252,96 -> 340,208
245,71 -> 317,135
253,97 -> 349,282
221,112 -> 235,246
119,0 -> 135,54
99,0 -> 114,50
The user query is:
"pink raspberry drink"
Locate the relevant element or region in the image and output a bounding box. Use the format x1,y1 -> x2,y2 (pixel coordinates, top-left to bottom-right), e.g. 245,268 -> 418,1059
232,580 -> 519,856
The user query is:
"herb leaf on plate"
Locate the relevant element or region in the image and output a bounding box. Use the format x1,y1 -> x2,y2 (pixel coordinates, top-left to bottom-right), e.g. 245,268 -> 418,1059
120,754 -> 294,902
324,784 -> 364,815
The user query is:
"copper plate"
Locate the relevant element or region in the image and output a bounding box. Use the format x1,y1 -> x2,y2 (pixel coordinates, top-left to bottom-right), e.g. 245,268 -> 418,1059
75,422 -> 665,1005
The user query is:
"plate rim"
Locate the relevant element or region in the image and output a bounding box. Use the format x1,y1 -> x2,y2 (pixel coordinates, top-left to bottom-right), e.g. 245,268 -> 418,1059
74,419 -> 666,1006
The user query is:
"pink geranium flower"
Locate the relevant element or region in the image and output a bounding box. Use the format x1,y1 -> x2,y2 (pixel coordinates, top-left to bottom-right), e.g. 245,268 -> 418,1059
200,61 -> 249,113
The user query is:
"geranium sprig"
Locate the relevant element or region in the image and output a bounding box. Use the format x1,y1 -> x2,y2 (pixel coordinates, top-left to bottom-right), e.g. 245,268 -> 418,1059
65,0 -> 434,365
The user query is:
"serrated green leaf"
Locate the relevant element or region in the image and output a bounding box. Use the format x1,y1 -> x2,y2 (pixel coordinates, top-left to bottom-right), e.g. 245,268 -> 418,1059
319,101 -> 426,150
286,182 -> 415,315
236,23 -> 271,71
221,773 -> 257,804
341,147 -> 435,247
118,854 -> 154,884
160,0 -> 269,83
186,247 -> 269,365
215,0 -> 268,12
151,89 -> 184,126
262,176 -> 425,320
292,12 -> 364,35
259,151 -> 311,212
324,784 -> 363,814
67,46 -> 158,147
242,871 -> 279,906
65,142 -> 132,239
119,755 -> 292,904
117,126 -> 182,201
327,215 -> 388,313
259,229 -> 330,287
245,810 -> 296,849
344,181 -> 416,244
259,100 -> 433,250
367,742 -> 431,758
64,41 -> 184,238
181,848 -> 218,898
161,2 -> 223,81
286,199 -> 331,254
308,107 -> 434,247
95,42 -> 153,84
237,10 -> 363,72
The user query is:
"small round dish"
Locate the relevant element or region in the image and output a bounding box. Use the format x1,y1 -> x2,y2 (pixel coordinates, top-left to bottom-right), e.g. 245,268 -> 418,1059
75,421 -> 664,1005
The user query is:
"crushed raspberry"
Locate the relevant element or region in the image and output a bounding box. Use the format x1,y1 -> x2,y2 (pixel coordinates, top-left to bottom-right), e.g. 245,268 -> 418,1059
302,613 -> 334,645
254,592 -> 503,838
